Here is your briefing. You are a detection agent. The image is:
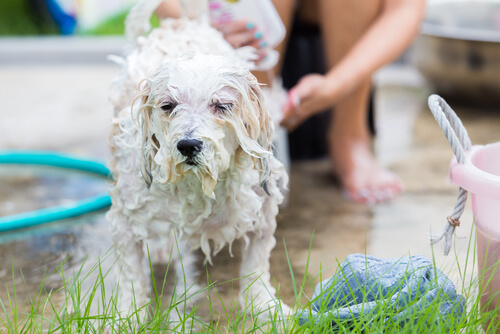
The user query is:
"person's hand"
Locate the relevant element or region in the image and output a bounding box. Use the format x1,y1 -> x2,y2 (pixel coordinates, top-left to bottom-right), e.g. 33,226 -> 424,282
212,20 -> 268,57
280,74 -> 337,131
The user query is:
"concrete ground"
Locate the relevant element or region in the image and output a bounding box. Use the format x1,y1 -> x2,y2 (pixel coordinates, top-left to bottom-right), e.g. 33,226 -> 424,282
1,46 -> 500,324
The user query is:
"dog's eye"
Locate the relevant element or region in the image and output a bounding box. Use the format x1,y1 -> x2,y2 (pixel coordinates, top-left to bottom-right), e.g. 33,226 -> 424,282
160,102 -> 177,113
213,103 -> 233,114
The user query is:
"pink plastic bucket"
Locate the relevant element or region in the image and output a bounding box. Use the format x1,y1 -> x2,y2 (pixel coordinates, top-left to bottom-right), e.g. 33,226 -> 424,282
450,142 -> 500,322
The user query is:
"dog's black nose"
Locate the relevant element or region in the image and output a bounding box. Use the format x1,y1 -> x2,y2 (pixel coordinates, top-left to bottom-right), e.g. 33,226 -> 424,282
177,139 -> 203,158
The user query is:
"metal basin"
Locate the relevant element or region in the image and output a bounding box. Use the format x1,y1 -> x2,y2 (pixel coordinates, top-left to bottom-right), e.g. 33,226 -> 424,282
413,0 -> 500,105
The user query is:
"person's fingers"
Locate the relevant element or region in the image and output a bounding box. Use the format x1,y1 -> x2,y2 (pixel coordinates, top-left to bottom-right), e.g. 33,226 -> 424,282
280,84 -> 315,130
284,76 -> 320,115
223,30 -> 263,49
248,38 -> 268,50
281,110 -> 310,131
289,89 -> 301,108
252,49 -> 270,67
281,97 -> 328,131
212,20 -> 266,48
212,20 -> 254,36
280,89 -> 298,126
282,88 -> 299,116
280,88 -> 306,130
223,31 -> 249,48
280,74 -> 338,130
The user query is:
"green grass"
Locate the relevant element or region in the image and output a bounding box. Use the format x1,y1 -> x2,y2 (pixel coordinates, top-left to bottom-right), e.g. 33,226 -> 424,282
0,0 -> 59,36
1,228 -> 500,333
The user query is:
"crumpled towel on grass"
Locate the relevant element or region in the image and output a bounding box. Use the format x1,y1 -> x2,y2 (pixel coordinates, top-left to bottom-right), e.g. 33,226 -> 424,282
296,254 -> 466,330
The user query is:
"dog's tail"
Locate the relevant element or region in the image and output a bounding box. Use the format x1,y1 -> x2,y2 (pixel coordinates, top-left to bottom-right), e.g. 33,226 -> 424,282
125,0 -> 165,43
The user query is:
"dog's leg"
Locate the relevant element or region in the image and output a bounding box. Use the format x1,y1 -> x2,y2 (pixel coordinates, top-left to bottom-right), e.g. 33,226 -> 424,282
151,231 -> 200,300
173,240 -> 200,302
110,214 -> 150,317
166,238 -> 202,326
238,200 -> 291,318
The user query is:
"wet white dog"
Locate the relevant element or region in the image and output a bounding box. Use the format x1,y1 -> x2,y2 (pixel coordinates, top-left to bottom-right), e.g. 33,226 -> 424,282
107,0 -> 289,318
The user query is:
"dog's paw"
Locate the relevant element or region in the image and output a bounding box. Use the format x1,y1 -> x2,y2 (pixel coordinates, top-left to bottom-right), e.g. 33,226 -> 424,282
277,302 -> 292,318
259,302 -> 293,322
239,293 -> 292,321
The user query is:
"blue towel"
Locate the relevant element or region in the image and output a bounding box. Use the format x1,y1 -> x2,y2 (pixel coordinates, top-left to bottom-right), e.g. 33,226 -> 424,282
297,254 -> 466,330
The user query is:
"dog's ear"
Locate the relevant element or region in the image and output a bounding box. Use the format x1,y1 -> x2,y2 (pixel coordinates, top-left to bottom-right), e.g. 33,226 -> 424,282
243,73 -> 274,195
133,80 -> 157,188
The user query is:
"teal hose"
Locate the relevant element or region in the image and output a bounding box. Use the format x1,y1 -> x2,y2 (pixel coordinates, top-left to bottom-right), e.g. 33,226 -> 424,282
0,151 -> 111,177
0,150 -> 112,232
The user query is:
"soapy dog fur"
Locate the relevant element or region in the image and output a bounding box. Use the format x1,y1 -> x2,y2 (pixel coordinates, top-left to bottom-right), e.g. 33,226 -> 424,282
107,0 -> 289,317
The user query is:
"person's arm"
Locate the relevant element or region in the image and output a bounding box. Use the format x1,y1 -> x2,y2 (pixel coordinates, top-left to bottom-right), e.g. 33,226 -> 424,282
281,0 -> 426,130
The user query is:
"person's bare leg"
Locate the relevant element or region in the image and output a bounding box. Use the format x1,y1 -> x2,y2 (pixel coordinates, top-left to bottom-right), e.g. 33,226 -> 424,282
328,80 -> 403,204
318,0 -> 404,204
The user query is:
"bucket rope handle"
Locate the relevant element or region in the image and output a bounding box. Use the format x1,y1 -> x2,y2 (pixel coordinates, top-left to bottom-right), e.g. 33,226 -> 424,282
428,94 -> 472,255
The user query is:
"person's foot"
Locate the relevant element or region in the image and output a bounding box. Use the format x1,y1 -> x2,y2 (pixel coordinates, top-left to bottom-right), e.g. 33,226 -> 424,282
331,139 -> 404,204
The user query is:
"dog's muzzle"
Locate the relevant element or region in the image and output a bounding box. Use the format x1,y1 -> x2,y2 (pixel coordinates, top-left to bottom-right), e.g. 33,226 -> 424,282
177,139 -> 203,165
